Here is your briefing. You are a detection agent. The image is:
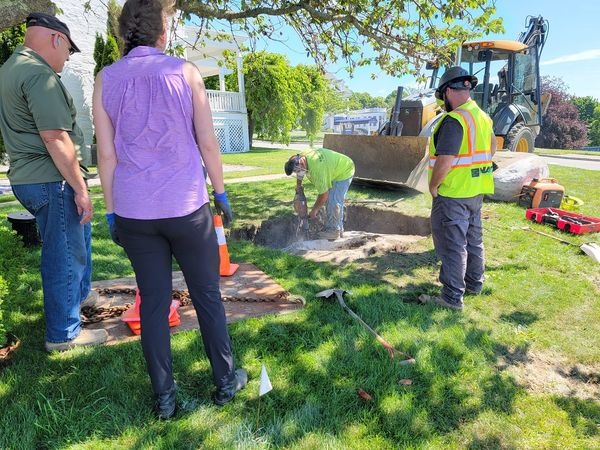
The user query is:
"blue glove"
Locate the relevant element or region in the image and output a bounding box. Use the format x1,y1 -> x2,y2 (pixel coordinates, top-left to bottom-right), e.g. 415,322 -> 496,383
105,213 -> 123,247
213,191 -> 233,227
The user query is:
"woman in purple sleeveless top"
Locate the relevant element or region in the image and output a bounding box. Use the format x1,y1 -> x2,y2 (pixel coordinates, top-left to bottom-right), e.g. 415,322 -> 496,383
92,0 -> 246,419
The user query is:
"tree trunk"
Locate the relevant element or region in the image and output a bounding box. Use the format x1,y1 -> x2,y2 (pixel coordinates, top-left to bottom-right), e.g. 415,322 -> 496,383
0,0 -> 54,31
247,111 -> 254,149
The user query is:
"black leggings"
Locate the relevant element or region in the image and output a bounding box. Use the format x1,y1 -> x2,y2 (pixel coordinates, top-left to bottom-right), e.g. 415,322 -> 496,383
116,203 -> 234,394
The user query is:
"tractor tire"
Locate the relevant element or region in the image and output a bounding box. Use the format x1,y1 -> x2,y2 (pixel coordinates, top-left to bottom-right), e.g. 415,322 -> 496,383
504,123 -> 535,153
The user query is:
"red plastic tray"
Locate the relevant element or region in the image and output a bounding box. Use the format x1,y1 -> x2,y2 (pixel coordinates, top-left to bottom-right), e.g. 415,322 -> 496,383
525,207 -> 600,234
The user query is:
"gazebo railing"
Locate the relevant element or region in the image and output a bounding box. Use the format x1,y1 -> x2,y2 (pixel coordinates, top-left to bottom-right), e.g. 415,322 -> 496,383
206,90 -> 246,113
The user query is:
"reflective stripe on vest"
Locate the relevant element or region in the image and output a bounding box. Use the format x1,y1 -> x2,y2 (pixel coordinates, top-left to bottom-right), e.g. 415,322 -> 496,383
428,99 -> 495,198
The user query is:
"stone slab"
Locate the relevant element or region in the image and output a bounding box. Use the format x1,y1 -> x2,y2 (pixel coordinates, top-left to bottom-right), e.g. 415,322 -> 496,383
87,263 -> 303,345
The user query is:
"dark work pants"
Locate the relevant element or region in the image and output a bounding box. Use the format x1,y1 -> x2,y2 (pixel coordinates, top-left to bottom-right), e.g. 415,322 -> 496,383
430,194 -> 485,305
116,203 -> 234,395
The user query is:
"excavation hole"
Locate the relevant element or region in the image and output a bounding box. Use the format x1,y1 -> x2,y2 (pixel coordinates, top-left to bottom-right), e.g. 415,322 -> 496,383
230,205 -> 431,263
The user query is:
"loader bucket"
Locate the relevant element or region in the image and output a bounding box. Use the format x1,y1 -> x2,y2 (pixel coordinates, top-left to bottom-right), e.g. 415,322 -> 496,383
323,134 -> 430,192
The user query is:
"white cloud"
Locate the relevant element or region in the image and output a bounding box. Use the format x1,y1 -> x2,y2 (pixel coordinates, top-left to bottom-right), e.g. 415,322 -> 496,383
541,49 -> 600,66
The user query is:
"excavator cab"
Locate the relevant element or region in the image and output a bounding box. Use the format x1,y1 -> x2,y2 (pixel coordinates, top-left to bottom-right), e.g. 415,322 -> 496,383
459,15 -> 549,152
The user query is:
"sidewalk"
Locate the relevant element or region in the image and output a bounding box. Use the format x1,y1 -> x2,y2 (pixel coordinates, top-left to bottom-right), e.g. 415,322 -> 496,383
538,153 -> 600,162
1,164 -> 289,197
252,139 -> 322,151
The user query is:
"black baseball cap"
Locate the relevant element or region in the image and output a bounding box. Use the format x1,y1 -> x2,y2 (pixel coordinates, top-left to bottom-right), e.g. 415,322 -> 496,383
26,12 -> 80,54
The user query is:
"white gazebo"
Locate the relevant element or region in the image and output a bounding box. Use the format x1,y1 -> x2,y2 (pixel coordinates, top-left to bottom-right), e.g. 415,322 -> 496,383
180,26 -> 250,154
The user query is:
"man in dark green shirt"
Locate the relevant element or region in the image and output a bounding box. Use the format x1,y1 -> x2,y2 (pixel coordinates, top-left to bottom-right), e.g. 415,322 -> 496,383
0,13 -> 106,351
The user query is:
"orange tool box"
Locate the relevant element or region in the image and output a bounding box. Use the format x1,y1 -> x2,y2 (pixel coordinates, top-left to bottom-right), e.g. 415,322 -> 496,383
525,207 -> 600,235
518,178 -> 564,208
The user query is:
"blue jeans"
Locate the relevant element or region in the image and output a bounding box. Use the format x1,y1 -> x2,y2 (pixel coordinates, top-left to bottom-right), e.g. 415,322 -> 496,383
12,181 -> 92,343
326,177 -> 353,232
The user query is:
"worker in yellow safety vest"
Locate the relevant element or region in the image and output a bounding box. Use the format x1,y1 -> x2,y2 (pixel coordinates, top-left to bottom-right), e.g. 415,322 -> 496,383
420,66 -> 496,311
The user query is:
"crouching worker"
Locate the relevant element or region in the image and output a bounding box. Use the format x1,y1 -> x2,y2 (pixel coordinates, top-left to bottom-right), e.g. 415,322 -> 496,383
284,148 -> 354,240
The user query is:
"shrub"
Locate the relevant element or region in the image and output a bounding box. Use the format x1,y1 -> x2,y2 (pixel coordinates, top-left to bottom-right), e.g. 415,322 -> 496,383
93,33 -> 120,76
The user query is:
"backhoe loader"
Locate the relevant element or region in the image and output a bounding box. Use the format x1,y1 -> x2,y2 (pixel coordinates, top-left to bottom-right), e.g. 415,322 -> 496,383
323,15 -> 550,192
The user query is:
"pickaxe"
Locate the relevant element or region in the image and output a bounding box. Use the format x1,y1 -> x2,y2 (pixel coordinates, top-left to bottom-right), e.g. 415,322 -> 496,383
316,288 -> 415,364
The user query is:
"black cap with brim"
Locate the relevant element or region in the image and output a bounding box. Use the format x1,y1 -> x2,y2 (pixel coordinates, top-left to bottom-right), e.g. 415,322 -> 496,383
26,12 -> 80,53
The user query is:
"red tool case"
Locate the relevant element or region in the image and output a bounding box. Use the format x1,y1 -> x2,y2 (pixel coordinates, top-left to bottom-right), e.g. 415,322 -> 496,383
525,208 -> 600,234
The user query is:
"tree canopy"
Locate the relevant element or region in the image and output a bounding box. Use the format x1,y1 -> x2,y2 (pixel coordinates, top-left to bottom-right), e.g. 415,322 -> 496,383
242,52 -> 298,144
537,77 -> 588,150
0,0 -> 53,30
176,0 -> 502,79
573,95 -> 600,147
2,0 -> 503,79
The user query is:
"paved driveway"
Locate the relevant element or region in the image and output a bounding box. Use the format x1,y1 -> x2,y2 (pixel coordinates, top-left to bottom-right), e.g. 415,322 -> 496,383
539,153 -> 600,171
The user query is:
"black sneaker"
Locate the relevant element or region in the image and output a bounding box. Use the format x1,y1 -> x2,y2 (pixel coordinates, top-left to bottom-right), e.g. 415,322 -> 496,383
155,383 -> 177,420
213,368 -> 248,406
465,288 -> 481,295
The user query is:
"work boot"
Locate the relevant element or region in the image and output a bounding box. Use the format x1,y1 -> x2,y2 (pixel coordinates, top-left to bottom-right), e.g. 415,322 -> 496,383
81,290 -> 100,307
213,368 -> 248,406
418,294 -> 463,311
45,328 -> 108,352
317,229 -> 340,241
155,383 -> 177,420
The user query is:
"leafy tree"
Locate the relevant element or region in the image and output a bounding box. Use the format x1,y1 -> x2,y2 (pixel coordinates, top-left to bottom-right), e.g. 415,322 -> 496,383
573,96 -> 599,124
0,0 -> 52,30
174,0 -> 503,80
1,0 -> 502,78
323,84 -> 349,114
294,65 -> 326,144
243,51 -> 299,146
573,96 -> 600,146
385,89 -> 400,111
384,87 -> 419,110
347,92 -> 386,110
536,77 -> 588,149
589,104 -> 600,147
4,1 -> 503,79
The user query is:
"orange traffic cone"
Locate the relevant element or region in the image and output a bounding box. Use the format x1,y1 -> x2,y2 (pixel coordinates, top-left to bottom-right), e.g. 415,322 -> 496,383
121,289 -> 181,335
214,214 -> 239,276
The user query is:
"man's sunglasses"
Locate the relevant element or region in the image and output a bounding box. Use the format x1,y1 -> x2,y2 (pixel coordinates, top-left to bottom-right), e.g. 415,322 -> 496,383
54,34 -> 75,56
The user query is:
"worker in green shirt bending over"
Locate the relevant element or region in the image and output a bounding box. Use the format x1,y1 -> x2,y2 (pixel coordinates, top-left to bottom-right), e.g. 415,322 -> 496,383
285,148 -> 355,241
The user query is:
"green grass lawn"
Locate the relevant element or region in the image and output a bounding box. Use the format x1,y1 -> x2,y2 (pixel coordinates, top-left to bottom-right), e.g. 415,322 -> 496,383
221,146 -> 299,180
535,147 -> 600,156
0,149 -> 599,448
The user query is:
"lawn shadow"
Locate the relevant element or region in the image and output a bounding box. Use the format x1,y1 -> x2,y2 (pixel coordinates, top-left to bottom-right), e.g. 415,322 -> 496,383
553,397 -> 600,438
499,311 -> 539,327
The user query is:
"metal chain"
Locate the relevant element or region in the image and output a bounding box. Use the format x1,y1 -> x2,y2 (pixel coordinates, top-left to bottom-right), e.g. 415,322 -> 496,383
81,288 -> 304,324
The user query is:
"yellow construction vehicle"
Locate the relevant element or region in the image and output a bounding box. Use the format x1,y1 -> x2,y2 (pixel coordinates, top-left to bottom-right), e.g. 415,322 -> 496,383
324,15 -> 550,192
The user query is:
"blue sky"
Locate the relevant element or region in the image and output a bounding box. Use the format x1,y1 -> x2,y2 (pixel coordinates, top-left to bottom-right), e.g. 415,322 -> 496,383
254,0 -> 600,100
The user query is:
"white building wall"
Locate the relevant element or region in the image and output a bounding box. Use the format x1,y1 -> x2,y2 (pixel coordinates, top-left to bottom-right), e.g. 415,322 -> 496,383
56,0 -> 117,166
